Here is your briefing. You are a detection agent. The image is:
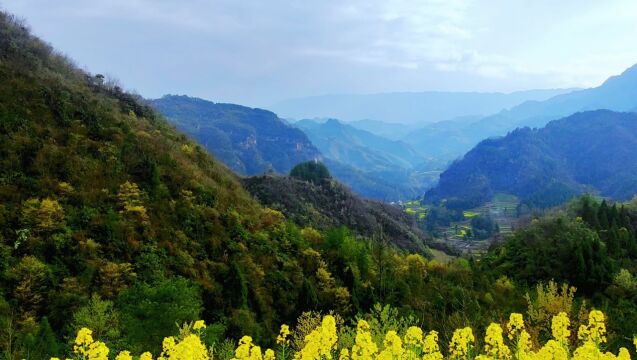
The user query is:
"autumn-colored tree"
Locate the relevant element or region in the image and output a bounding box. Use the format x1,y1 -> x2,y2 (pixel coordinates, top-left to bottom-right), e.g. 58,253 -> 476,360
8,256 -> 51,318
99,262 -> 137,298
21,198 -> 65,234
116,181 -> 149,225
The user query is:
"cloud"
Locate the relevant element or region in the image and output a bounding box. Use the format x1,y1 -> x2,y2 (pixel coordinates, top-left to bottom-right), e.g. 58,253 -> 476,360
3,0 -> 637,104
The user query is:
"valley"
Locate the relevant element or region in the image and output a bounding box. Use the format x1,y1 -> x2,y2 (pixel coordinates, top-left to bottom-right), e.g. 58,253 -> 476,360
2,3 -> 637,360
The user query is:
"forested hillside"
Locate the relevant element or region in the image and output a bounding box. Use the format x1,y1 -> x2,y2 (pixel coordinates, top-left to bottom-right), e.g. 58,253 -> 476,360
151,95 -> 321,175
0,12 -> 443,357
5,6 -> 637,360
242,164 -> 430,252
426,110 -> 637,209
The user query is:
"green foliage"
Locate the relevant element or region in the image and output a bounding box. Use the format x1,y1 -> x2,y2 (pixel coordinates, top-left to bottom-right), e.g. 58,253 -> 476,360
117,278 -> 202,353
483,215 -> 615,293
290,161 -> 331,183
71,294 -> 122,348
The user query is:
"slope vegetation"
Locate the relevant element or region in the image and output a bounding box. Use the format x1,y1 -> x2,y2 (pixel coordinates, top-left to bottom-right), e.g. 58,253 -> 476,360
426,110 -> 637,208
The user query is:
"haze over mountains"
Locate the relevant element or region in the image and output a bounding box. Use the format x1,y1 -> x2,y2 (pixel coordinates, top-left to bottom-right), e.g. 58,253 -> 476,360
403,64 -> 637,162
151,95 -> 429,200
150,63 -> 637,203
270,89 -> 575,125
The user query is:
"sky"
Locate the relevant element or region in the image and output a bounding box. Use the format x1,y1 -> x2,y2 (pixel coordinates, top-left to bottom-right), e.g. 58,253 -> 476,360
2,0 -> 637,107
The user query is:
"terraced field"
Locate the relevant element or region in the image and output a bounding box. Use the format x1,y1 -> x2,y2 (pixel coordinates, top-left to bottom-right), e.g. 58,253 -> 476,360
402,194 -> 520,256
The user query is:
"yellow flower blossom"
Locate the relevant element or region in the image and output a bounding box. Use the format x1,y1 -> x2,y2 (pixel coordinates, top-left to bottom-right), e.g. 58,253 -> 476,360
159,334 -> 208,360
423,331 -> 444,360
193,320 -> 206,331
578,310 -> 607,344
264,349 -> 276,360
277,324 -> 291,345
552,312 -> 571,343
507,313 -> 525,340
537,339 -> 568,360
449,327 -> 474,359
484,323 -> 511,359
115,351 -> 133,360
404,326 -> 423,348
295,315 -> 338,360
377,330 -> 404,359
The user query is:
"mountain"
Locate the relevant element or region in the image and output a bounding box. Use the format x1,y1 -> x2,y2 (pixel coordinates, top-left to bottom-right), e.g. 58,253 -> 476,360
0,12 -> 442,357
151,97 -> 432,200
404,64 -> 637,162
294,119 -> 443,200
295,118 -> 425,172
151,95 -> 321,175
269,89 -> 575,125
347,119 -> 419,140
242,173 -> 429,252
426,110 -> 637,209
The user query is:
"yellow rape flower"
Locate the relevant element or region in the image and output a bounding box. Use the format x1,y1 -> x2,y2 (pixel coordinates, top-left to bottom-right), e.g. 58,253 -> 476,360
295,315 -> 338,360
377,330 -> 404,359
449,327 -> 475,359
422,331 -> 443,360
277,324 -> 291,345
193,320 -> 206,331
140,352 -> 154,360
552,312 -> 571,343
72,327 -> 109,360
264,349 -> 276,360
484,323 -> 511,359
507,313 -> 525,340
115,351 -> 133,360
352,319 -> 378,360
537,339 -> 568,360
578,310 -> 607,344
339,349 -> 350,360
159,334 -> 208,360
404,326 -> 423,349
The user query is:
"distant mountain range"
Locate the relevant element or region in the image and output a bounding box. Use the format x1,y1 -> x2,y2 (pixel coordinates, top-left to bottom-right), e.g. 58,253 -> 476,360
295,119 -> 425,172
426,110 -> 637,209
152,95 -> 433,200
269,89 -> 575,125
151,95 -> 321,175
295,119 -> 443,200
404,64 -> 637,162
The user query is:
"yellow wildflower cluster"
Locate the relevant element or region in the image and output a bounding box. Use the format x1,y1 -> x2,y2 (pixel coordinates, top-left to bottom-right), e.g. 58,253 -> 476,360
73,328 -> 109,360
422,331 -> 444,360
231,336 -> 275,360
158,334 -> 209,360
51,311 -> 637,360
552,312 -> 572,343
278,324 -> 291,345
484,323 -> 512,359
449,327 -> 475,359
295,315 -> 338,360
577,310 -> 607,344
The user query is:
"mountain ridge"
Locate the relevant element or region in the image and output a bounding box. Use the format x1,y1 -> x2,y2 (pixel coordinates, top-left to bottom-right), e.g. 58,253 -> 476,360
151,94 -> 322,175
425,110 -> 637,209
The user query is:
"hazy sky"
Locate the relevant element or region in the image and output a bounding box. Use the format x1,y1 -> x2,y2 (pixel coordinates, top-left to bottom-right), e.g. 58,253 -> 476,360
3,0 -> 637,106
